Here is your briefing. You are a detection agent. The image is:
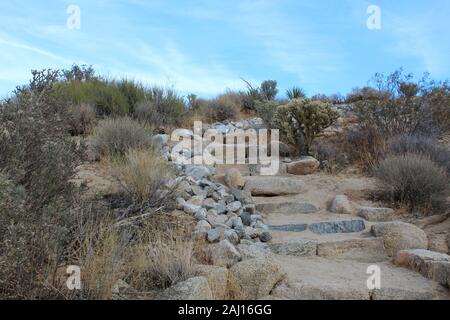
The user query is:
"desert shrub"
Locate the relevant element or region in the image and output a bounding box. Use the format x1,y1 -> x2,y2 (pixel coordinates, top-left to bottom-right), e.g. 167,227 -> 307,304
134,87 -> 186,127
113,149 -> 174,205
312,140 -> 348,173
255,100 -> 281,128
0,70 -> 85,299
387,134 -> 450,174
349,69 -> 441,136
260,80 -> 278,100
67,103 -> 96,136
201,93 -> 240,122
425,83 -> 450,132
311,93 -> 344,104
286,86 -> 306,100
241,79 -> 262,111
62,64 -> 96,82
373,154 -> 448,211
241,79 -> 280,111
115,79 -> 146,114
273,99 -> 339,155
0,74 -> 83,209
341,125 -> 387,171
90,117 -> 154,158
56,79 -> 130,116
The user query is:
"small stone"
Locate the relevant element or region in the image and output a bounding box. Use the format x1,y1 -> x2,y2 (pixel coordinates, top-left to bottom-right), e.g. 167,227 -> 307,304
195,220 -> 212,233
187,196 -> 204,206
225,229 -> 240,245
183,203 -> 201,214
185,165 -> 213,180
194,208 -> 207,221
230,189 -> 253,204
152,134 -> 170,147
286,156 -> 320,175
176,197 -> 186,210
243,204 -> 256,213
259,231 -> 272,242
224,168 -> 245,189
207,227 -> 227,243
210,240 -> 242,267
241,212 -> 252,226
226,201 -> 242,212
191,185 -> 207,197
330,195 -> 355,214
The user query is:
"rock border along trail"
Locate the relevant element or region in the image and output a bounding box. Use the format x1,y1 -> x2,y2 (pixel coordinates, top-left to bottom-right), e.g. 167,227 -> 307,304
157,118 -> 450,300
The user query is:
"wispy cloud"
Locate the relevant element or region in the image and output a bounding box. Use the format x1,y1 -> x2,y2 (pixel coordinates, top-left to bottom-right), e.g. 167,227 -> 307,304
235,0 -> 345,86
386,13 -> 449,75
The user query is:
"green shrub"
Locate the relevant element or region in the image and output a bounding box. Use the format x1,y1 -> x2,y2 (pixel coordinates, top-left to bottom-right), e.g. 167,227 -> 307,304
115,79 -> 146,114
134,87 -> 186,127
273,99 -> 339,155
90,117 -> 154,158
56,79 -> 130,116
373,154 -> 448,211
0,69 -> 84,298
255,100 -> 280,128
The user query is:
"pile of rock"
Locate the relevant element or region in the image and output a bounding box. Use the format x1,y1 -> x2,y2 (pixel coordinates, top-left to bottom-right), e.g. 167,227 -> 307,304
175,165 -> 272,250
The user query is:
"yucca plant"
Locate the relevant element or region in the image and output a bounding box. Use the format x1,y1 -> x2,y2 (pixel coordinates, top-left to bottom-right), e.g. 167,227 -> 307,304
286,86 -> 306,100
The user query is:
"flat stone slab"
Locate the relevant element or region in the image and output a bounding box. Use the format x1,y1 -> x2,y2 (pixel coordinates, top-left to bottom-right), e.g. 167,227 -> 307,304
317,238 -> 388,262
244,176 -> 304,196
394,249 -> 450,287
269,239 -> 318,257
358,207 -> 395,222
256,202 -> 319,214
308,220 -> 366,234
268,224 -> 308,232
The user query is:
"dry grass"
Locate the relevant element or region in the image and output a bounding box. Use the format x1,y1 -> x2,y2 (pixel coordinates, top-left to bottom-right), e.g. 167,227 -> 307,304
112,149 -> 174,205
74,218 -> 125,299
126,214 -> 198,291
90,117 -> 154,159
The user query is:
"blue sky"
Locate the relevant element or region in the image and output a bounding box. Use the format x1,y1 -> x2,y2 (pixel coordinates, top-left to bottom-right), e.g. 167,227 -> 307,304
0,0 -> 449,98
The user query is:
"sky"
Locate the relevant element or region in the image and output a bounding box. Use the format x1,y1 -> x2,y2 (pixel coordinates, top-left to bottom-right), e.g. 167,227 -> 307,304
0,0 -> 449,98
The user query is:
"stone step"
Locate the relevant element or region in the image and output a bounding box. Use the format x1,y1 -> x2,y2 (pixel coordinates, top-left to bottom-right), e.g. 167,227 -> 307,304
268,224 -> 308,232
317,237 -> 388,262
269,256 -> 450,300
256,202 -> 319,214
269,239 -> 318,257
394,249 -> 450,289
308,220 -> 366,234
243,176 -> 305,196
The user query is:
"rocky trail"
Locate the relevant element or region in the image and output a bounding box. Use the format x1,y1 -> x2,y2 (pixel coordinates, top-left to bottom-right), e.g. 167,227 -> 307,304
76,118 -> 450,300
243,171 -> 450,300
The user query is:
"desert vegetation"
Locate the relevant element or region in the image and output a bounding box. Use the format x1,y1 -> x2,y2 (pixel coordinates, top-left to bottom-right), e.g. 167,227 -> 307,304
0,64 -> 448,300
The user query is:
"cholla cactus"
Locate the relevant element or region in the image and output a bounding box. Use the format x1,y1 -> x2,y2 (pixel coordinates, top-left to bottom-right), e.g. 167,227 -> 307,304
274,99 -> 339,155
